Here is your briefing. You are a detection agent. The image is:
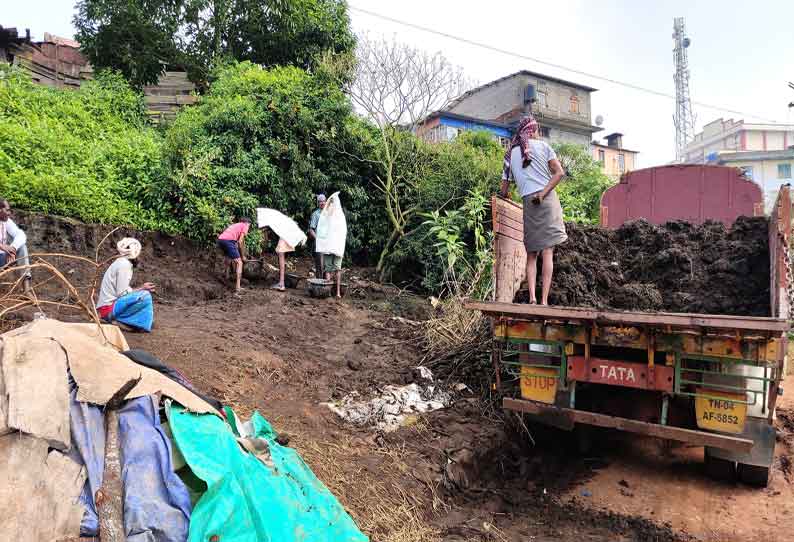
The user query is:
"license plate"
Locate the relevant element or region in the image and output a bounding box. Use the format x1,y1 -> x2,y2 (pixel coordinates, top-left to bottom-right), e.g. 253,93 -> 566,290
695,387 -> 747,434
520,366 -> 558,404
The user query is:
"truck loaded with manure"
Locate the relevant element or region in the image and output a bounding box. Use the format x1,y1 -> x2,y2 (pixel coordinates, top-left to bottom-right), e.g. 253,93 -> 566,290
469,165 -> 792,487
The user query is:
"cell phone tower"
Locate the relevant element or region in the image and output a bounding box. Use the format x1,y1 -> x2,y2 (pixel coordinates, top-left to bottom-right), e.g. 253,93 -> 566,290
673,17 -> 696,162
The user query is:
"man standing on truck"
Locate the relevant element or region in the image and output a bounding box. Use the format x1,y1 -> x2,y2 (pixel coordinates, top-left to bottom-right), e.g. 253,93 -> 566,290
499,116 -> 567,305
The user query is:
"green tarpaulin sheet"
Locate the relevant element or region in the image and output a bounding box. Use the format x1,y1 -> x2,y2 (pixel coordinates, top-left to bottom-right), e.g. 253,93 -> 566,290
168,403 -> 368,542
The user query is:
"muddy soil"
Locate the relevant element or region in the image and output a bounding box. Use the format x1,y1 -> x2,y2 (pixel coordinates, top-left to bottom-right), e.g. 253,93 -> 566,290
519,217 -> 770,316
6,212 -> 790,541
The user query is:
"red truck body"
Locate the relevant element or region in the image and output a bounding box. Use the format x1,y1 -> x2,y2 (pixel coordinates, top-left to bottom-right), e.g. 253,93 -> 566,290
600,164 -> 764,228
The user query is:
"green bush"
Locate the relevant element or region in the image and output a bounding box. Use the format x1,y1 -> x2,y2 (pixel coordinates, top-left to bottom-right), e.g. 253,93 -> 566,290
0,65 -> 172,230
383,131 -> 503,291
152,61 -> 386,255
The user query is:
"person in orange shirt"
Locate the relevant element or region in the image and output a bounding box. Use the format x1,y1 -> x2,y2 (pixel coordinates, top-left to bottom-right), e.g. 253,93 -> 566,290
217,218 -> 251,293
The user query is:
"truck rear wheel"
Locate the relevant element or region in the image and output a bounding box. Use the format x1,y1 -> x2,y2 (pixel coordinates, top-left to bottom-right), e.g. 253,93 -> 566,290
737,463 -> 771,488
704,450 -> 735,482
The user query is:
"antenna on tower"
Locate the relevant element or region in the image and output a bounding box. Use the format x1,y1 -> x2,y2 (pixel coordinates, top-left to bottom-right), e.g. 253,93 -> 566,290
673,17 -> 696,163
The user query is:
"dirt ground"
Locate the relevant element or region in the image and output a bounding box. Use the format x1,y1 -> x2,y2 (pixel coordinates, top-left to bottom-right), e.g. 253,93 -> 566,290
6,212 -> 794,541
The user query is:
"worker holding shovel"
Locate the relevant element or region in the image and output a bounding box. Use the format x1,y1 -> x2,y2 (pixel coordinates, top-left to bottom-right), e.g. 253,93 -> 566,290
499,116 -> 567,306
217,217 -> 251,294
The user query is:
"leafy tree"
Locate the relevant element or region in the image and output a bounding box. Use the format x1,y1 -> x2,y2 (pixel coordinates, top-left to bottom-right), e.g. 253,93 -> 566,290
348,34 -> 471,276
73,0 -> 355,87
74,0 -> 184,88
553,142 -> 615,224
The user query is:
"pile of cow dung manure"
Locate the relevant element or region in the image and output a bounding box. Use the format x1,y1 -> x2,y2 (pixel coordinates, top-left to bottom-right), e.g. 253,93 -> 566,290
519,217 -> 771,316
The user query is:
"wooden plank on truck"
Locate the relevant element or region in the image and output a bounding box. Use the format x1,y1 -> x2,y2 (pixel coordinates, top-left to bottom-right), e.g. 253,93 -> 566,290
467,301 -> 790,333
492,196 -> 527,303
503,398 -> 755,453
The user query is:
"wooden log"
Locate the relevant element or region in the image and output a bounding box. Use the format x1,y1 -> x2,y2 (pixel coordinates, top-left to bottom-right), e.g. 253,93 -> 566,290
95,377 -> 141,542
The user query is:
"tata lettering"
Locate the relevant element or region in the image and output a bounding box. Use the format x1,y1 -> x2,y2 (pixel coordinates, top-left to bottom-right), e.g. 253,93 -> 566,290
599,365 -> 637,383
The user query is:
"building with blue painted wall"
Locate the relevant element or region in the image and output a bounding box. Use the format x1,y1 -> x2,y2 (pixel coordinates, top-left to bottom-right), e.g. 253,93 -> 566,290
416,70 -> 602,148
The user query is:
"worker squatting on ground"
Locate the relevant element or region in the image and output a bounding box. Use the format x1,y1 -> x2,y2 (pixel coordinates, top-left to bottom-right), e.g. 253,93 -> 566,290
0,198 -> 33,293
307,194 -> 326,278
499,116 -> 567,306
96,238 -> 156,332
217,217 -> 251,293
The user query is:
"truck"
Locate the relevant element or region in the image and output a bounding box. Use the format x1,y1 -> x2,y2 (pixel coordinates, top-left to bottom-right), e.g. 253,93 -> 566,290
468,166 -> 791,487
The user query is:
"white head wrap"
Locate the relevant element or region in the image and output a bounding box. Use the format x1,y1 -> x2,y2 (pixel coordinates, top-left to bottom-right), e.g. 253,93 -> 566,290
117,237 -> 142,260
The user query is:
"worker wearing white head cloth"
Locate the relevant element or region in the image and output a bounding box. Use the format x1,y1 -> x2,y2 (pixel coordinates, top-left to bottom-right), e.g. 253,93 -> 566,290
96,237 -> 157,332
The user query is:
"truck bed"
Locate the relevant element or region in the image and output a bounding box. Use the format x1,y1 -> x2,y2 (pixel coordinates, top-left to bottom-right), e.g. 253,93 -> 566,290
466,301 -> 790,333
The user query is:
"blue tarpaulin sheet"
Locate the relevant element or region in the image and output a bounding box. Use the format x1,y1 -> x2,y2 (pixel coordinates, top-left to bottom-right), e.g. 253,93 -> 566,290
168,403 -> 368,542
68,383 -> 192,541
67,384 -> 106,536
119,396 -> 192,542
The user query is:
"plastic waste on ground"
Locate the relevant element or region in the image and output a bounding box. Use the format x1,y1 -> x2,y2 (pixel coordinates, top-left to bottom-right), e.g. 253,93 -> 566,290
322,366 -> 453,432
315,192 -> 347,258
167,402 -> 368,542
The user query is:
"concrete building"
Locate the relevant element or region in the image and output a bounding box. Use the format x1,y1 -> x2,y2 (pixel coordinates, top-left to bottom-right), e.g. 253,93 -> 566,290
707,148 -> 794,213
591,133 -> 639,178
417,70 -> 602,146
415,111 -> 512,146
683,118 -> 794,164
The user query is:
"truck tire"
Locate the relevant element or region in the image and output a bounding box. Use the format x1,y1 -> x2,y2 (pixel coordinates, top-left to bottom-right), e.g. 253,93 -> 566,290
575,425 -> 594,455
737,463 -> 771,488
704,450 -> 735,482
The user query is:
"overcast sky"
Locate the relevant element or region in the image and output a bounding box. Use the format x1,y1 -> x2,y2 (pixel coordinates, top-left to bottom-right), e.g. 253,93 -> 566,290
6,1 -> 794,166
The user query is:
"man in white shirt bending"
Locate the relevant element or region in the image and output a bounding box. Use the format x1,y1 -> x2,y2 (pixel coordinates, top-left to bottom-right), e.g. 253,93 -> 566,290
0,199 -> 32,293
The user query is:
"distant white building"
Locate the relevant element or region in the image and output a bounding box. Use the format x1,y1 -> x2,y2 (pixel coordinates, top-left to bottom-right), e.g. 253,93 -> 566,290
684,118 -> 794,164
708,148 -> 794,213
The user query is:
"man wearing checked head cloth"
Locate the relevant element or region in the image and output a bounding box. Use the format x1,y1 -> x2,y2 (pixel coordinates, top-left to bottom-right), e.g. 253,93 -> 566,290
96,237 -> 157,332
499,116 -> 567,306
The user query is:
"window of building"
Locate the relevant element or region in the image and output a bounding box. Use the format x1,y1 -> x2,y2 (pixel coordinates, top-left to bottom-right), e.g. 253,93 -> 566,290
569,95 -> 580,114
598,149 -> 605,164
778,163 -> 792,179
498,136 -> 510,148
537,91 -> 547,108
617,153 -> 625,173
741,166 -> 754,180
540,126 -> 551,139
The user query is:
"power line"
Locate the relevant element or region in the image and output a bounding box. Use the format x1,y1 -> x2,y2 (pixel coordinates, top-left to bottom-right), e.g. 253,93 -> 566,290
348,4 -> 779,124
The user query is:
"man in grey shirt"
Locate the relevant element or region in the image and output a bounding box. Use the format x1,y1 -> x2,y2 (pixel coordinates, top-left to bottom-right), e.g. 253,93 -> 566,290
499,116 -> 567,305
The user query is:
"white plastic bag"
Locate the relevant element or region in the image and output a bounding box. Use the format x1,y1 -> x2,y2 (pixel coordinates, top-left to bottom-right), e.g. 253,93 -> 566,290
255,208 -> 307,248
315,192 -> 347,257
